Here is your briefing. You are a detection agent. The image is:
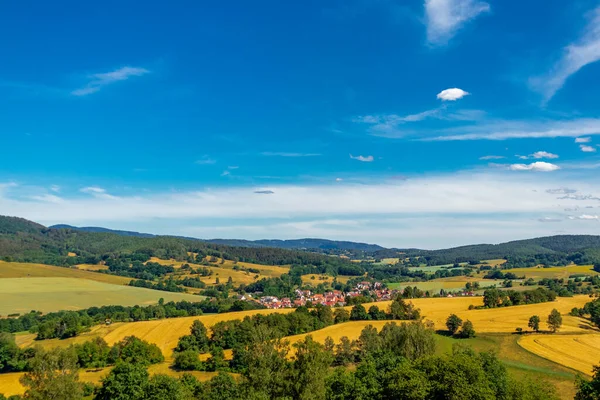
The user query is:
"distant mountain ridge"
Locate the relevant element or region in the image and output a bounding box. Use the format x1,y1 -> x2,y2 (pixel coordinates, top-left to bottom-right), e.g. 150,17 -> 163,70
49,224 -> 386,252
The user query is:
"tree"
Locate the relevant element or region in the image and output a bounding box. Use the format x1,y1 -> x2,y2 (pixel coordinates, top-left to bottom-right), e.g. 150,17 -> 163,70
334,308 -> 350,324
290,336 -> 333,400
174,350 -> 201,371
21,347 -> 82,400
576,365 -> 600,400
445,314 -> 463,335
143,374 -> 194,400
528,315 -> 540,332
547,309 -> 562,333
350,304 -> 369,321
458,320 -> 476,338
95,362 -> 149,400
388,297 -> 420,320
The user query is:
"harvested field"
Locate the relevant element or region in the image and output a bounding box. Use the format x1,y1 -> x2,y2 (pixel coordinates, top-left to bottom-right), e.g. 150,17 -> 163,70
518,333 -> 600,375
502,265 -> 598,280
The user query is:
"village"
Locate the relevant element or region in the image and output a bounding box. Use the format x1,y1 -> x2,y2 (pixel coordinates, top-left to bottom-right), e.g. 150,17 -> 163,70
238,280 -> 479,309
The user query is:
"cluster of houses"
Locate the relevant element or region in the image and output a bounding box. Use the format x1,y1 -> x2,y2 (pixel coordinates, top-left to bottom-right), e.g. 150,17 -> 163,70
243,281 -> 400,309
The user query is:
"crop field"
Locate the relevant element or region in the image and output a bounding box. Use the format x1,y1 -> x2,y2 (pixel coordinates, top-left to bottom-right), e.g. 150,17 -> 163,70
386,279 -> 498,292
0,362 -> 222,397
75,263 -> 109,271
505,265 -> 598,280
0,261 -> 130,285
518,333 -> 600,375
0,277 -> 203,315
300,274 -> 353,285
149,257 -> 289,286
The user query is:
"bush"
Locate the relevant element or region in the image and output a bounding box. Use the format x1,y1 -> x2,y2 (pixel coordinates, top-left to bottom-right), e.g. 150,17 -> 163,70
173,350 -> 202,371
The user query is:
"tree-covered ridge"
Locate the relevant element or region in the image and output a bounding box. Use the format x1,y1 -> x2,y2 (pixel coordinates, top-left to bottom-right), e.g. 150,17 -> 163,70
0,216 -> 358,273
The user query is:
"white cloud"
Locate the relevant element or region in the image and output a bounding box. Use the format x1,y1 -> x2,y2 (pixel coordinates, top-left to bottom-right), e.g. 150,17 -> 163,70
538,217 -> 562,222
426,118 -> 600,141
580,144 -> 597,152
50,185 -> 60,192
261,152 -> 321,157
575,137 -> 592,143
508,162 -> 560,172
571,214 -> 600,220
335,178 -> 343,182
5,171 -> 600,247
479,155 -> 504,160
254,190 -> 274,195
530,7 -> 600,102
520,151 -> 559,160
221,170 -> 231,177
350,154 -> 374,162
546,187 -> 577,195
436,88 -> 469,101
71,66 -> 149,96
425,0 -> 490,45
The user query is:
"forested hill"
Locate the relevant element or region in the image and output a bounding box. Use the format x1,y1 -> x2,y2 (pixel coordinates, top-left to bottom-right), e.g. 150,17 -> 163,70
399,235 -> 600,266
49,224 -> 384,252
1,216 -> 356,271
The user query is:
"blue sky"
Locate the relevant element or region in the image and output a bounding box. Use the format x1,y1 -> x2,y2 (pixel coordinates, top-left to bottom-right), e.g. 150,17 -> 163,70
2,0 -> 600,248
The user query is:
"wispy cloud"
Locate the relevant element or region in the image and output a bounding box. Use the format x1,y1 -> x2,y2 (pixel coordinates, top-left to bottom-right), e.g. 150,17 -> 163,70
530,7 -> 600,102
479,155 -> 505,160
71,66 -> 150,96
426,118 -> 600,141
425,0 -> 490,46
80,186 -> 118,200
580,144 -> 597,152
350,154 -> 374,162
508,162 -> 560,172
195,156 -> 216,165
575,137 -> 592,143
254,190 -> 275,195
436,88 -> 469,101
546,187 -> 577,195
261,152 -> 321,157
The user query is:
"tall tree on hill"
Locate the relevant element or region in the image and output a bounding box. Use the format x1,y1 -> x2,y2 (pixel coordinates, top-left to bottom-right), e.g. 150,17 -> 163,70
528,315 -> 540,332
547,309 -> 562,333
20,347 -> 82,400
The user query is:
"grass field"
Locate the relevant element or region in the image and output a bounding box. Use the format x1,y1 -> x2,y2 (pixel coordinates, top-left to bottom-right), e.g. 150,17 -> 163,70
0,277 -> 203,315
0,261 -> 131,285
518,333 -> 600,375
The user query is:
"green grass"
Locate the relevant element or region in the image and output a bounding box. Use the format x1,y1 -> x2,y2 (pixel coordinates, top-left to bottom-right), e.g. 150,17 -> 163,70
434,333 -> 579,399
0,277 -> 203,315
387,280 -> 499,292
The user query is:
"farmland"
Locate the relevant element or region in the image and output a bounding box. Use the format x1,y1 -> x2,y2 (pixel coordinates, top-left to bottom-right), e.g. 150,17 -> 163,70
0,277 -> 203,315
518,333 -> 600,375
0,261 -> 131,285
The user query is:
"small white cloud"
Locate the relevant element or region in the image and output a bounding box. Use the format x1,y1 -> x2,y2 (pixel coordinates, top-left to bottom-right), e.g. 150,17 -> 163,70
30,194 -> 64,204
350,154 -> 374,162
509,162 -> 560,172
71,66 -> 149,96
575,137 -> 592,143
580,144 -> 597,152
254,190 -> 274,195
195,156 -> 216,165
221,170 -> 231,177
50,185 -> 60,192
335,178 -> 343,182
228,166 -> 239,170
479,155 -> 505,160
518,151 -> 559,160
436,88 -> 469,101
80,186 -> 117,200
425,0 -> 490,46
574,214 -> 600,220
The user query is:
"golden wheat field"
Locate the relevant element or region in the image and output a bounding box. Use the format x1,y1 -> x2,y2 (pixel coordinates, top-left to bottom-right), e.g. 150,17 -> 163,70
501,265 -> 598,280
518,333 -> 600,375
0,362 -> 222,396
75,263 -> 109,271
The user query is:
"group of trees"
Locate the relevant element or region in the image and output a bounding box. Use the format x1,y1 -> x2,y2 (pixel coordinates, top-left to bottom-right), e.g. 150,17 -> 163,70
129,278 -> 185,293
571,297 -> 600,329
0,299 -> 264,338
482,287 -> 557,308
526,310 -> 563,333
2,321 -> 566,400
445,314 -> 476,338
173,299 -> 420,372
